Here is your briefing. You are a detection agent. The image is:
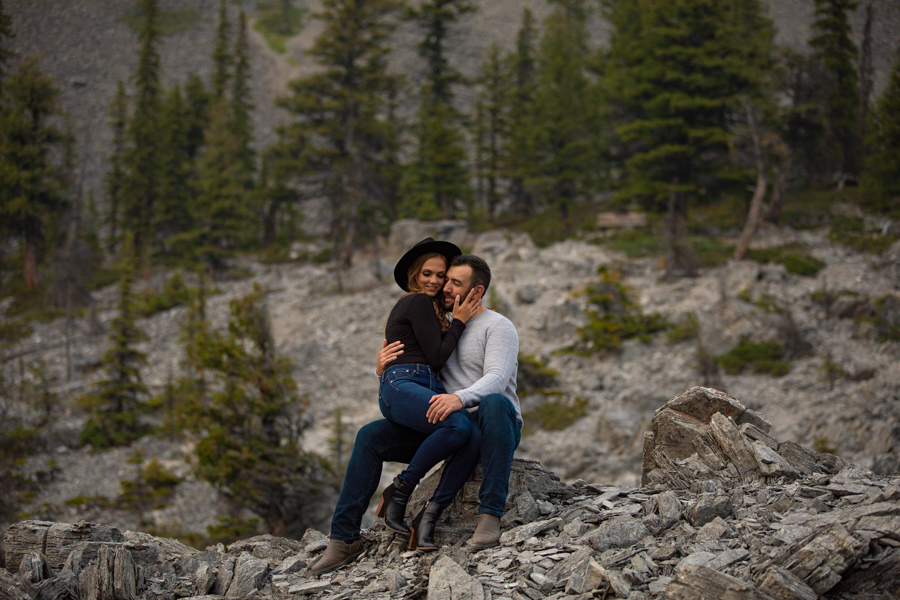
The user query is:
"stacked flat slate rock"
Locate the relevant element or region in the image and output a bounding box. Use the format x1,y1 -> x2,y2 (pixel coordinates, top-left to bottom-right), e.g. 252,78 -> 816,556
4,387 -> 900,600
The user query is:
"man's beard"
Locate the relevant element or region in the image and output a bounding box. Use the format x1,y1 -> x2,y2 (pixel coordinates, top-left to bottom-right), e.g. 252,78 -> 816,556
444,287 -> 472,311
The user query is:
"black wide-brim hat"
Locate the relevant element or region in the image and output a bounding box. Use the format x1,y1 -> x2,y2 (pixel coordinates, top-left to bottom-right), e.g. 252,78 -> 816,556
393,238 -> 462,291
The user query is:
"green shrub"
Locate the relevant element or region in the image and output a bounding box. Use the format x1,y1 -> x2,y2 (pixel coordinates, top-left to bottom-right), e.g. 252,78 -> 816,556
667,312 -> 699,345
718,340 -> 790,376
746,245 -> 826,276
254,1 -> 303,53
603,229 -> 662,258
781,253 -> 826,276
523,394 -> 588,434
572,267 -> 670,355
517,353 -> 559,396
828,214 -> 898,253
119,7 -> 200,35
118,458 -> 181,511
813,437 -> 837,454
138,273 -> 193,317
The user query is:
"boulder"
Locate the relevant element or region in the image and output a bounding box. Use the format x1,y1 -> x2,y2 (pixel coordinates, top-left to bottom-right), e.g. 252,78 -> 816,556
427,556 -> 484,600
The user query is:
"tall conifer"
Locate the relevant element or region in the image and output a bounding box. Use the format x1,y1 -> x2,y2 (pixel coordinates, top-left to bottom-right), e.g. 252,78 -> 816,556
155,85 -> 194,254
605,0 -> 764,275
121,0 -> 162,257
189,285 -> 326,537
504,8 -> 539,215
0,0 -> 13,92
402,0 -> 476,218
230,9 -> 254,179
211,0 -> 232,101
473,43 -> 508,216
105,80 -> 128,253
277,0 -> 403,265
531,7 -> 599,219
0,57 -> 72,291
79,236 -> 149,449
809,0 -> 859,176
183,74 -> 210,161
862,50 -> 900,212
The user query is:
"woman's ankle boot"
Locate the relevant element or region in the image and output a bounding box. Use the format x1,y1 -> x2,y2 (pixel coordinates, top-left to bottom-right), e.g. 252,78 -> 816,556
375,476 -> 415,534
409,502 -> 444,551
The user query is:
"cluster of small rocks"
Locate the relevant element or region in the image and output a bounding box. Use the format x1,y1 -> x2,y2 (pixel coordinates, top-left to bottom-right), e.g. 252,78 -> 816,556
3,387 -> 900,600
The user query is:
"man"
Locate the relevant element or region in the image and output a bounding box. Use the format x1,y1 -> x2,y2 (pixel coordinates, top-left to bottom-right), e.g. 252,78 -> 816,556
310,254 -> 521,573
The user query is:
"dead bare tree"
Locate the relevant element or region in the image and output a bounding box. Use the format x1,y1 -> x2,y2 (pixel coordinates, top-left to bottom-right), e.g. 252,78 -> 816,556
733,102 -> 769,261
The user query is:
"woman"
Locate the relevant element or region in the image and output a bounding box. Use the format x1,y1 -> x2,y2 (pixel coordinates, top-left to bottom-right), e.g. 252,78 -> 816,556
375,238 -> 481,549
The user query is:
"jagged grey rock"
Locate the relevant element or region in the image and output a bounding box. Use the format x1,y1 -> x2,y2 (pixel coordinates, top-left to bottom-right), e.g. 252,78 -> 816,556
756,566 -> 817,600
667,563 -> 775,600
224,552 -> 269,598
0,567 -> 37,600
684,494 -> 734,527
427,556 -> 484,600
586,515 -> 649,553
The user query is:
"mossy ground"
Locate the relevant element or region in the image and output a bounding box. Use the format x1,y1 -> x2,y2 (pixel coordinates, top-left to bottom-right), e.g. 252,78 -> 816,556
717,340 -> 791,377
523,393 -> 589,435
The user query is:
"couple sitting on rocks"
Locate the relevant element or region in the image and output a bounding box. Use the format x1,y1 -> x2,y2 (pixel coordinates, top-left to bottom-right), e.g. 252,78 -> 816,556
310,239 -> 522,574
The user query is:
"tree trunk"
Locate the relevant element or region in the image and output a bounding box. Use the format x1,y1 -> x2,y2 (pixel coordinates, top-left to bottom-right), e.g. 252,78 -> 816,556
763,153 -> 792,224
263,200 -> 279,248
733,103 -> 768,261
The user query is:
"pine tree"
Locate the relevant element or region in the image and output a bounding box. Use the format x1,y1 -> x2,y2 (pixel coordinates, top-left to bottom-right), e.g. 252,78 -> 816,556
862,49 -> 900,212
180,8 -> 256,270
605,0 -> 765,276
0,57 -> 73,291
155,85 -> 194,255
190,285 -> 328,537
79,236 -> 150,449
121,0 -> 162,257
809,0 -> 859,176
105,80 -> 128,253
277,0 -> 403,266
183,74 -> 210,161
504,8 -> 539,215
473,42 -> 508,216
188,99 -> 257,270
230,8 -> 255,178
0,0 -> 14,92
404,0 -> 475,104
211,0 -> 232,101
259,140 -> 301,248
402,0 -> 476,218
531,7 -> 599,220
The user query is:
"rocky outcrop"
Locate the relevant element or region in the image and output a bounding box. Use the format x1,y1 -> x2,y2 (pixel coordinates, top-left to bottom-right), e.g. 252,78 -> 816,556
4,388 -> 900,600
642,387 -> 845,488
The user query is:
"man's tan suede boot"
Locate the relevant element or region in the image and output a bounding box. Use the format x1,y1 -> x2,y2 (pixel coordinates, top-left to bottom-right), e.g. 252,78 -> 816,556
308,539 -> 365,574
468,514 -> 501,550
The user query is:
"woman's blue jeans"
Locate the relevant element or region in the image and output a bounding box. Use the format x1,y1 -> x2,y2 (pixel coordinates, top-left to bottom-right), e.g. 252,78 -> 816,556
378,364 -> 472,487
330,393 -> 520,542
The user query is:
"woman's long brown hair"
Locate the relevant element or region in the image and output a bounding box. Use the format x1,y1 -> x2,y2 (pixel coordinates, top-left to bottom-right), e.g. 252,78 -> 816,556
404,252 -> 451,332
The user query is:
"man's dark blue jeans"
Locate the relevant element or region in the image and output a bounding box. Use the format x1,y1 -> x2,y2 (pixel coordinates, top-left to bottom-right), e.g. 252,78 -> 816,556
378,364 -> 472,487
330,393 -> 521,542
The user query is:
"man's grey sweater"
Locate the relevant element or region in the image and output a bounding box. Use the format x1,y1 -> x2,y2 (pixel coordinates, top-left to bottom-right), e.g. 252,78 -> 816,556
441,309 -> 521,424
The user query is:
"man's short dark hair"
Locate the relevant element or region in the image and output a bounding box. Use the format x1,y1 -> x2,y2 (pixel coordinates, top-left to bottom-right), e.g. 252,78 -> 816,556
451,254 -> 491,292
